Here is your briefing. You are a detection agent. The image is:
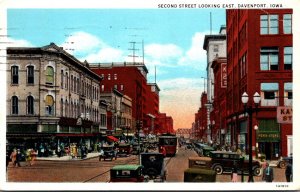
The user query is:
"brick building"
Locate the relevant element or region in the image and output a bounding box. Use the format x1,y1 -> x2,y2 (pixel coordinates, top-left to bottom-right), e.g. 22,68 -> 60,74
90,63 -> 167,135
226,9 -> 293,159
211,57 -> 227,145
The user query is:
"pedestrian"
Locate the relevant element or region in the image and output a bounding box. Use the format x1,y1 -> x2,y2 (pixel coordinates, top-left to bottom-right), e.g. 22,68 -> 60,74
160,146 -> 167,157
26,149 -> 32,166
6,150 -> 10,171
10,149 -> 17,167
30,148 -> 37,166
285,159 -> 292,182
231,161 -> 238,182
262,162 -> 274,182
15,149 -> 22,167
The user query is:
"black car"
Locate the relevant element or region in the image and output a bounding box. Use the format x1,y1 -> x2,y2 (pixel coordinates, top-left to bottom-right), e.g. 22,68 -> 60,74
140,152 -> 166,182
210,151 -> 261,176
277,156 -> 292,169
99,145 -> 117,161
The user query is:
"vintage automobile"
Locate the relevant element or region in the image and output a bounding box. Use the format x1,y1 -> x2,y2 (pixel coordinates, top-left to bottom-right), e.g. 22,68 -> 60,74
209,151 -> 261,176
277,156 -> 293,169
184,157 -> 216,182
110,164 -> 144,182
132,142 -> 144,155
99,145 -> 117,161
193,143 -> 215,157
188,156 -> 212,169
117,143 -> 132,157
140,152 -> 166,182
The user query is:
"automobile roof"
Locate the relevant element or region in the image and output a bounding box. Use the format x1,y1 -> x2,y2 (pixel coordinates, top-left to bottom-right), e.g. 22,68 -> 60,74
210,151 -> 239,155
111,164 -> 142,171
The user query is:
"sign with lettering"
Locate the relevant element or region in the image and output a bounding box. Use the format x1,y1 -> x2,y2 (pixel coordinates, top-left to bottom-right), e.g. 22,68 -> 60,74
257,132 -> 280,142
277,106 -> 292,124
221,63 -> 227,88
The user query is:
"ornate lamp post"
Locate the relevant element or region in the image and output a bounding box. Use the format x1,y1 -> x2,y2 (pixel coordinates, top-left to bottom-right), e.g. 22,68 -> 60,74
241,92 -> 261,182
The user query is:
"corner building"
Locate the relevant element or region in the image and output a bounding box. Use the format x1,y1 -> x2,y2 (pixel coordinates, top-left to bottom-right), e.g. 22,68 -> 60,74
226,9 -> 293,160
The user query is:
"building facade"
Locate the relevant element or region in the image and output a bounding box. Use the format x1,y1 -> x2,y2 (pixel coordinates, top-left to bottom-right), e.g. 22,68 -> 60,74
7,43 -> 103,150
203,25 -> 227,142
226,9 -> 293,159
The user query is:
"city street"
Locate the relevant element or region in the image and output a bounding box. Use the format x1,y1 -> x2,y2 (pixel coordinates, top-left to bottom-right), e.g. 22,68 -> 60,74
6,147 -> 287,183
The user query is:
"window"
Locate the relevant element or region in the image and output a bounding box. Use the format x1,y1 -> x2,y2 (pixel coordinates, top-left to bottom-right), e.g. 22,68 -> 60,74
284,47 -> 292,70
11,66 -> 19,84
108,74 -> 111,80
27,96 -> 34,115
27,66 -> 34,84
213,45 -> 219,52
120,85 -> 124,91
284,82 -> 292,106
12,96 -> 18,114
260,83 -> 278,106
65,72 -> 69,89
61,70 -> 64,88
46,66 -> 54,84
114,74 -> 117,80
45,95 -> 54,115
101,85 -> 104,92
260,15 -> 279,34
260,48 -> 279,70
114,84 -> 118,89
283,14 -> 292,34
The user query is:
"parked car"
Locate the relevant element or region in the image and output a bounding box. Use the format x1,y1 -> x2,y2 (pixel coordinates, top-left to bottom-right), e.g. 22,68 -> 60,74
99,145 -> 117,161
209,151 -> 261,176
110,164 -> 144,182
140,152 -> 166,182
277,156 -> 293,169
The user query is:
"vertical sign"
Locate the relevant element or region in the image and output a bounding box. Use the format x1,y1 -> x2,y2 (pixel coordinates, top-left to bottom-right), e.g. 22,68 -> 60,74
221,63 -> 227,88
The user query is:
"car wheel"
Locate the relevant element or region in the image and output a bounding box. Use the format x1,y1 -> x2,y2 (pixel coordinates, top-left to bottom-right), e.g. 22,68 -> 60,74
253,167 -> 261,176
213,165 -> 223,175
279,161 -> 286,169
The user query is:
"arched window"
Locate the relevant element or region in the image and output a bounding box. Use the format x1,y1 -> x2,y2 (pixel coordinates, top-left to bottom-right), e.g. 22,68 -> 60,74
60,98 -> 64,116
27,66 -> 34,84
46,66 -> 54,84
12,96 -> 18,114
45,95 -> 54,115
27,95 -> 34,115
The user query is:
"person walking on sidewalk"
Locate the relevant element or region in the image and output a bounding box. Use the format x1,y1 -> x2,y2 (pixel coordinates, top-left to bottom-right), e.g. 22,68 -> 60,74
10,149 -> 17,167
285,159 -> 292,182
262,162 -> 274,182
231,161 -> 238,182
30,148 -> 37,166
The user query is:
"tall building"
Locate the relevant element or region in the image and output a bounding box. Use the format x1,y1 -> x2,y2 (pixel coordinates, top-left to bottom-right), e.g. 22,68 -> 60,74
226,9 -> 293,159
203,25 -> 227,142
6,43 -> 103,149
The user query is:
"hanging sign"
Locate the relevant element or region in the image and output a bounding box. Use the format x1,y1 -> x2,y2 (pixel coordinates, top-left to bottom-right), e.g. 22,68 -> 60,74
277,106 -> 292,124
221,63 -> 227,88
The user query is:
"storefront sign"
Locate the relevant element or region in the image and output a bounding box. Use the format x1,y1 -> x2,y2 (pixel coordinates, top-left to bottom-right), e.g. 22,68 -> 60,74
221,63 -> 227,88
257,132 -> 280,142
277,106 -> 292,124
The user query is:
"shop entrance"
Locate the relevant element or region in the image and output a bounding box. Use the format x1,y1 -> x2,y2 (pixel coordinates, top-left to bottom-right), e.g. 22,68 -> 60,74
258,142 -> 280,160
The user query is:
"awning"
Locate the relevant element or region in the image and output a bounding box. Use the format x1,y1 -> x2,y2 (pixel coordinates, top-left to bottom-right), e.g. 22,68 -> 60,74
107,135 -> 119,142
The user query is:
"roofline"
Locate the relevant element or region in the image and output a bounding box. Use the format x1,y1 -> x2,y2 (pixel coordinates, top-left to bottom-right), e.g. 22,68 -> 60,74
203,35 -> 226,50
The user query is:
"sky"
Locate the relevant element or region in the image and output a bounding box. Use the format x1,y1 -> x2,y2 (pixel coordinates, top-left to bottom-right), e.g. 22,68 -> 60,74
7,9 -> 226,130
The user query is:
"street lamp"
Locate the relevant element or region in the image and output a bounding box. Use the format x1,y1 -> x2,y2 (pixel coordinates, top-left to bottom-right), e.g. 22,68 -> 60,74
241,92 -> 261,182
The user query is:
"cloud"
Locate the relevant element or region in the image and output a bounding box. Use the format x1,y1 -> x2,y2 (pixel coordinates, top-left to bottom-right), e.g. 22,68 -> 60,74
145,43 -> 183,61
178,32 -> 210,69
60,31 -> 106,55
7,38 -> 34,47
84,47 -> 126,63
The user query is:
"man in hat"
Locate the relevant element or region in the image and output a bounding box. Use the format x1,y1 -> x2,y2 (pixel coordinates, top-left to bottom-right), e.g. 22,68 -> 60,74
262,162 -> 274,182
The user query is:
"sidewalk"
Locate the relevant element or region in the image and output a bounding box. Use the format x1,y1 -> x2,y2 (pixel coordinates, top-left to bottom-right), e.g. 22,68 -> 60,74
36,152 -> 99,161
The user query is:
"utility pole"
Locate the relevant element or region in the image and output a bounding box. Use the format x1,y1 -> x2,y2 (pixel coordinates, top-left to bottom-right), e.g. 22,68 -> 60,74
128,41 -> 139,63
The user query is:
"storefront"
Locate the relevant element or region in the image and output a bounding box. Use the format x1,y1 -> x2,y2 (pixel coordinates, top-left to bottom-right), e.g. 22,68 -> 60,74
257,119 -> 281,160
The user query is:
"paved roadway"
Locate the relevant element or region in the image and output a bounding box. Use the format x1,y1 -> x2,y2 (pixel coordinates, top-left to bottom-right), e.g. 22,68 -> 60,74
7,147 -> 287,183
